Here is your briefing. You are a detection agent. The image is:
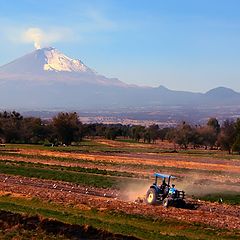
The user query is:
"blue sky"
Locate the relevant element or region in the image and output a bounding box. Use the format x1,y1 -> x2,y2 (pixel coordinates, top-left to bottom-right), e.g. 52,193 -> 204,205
0,0 -> 240,92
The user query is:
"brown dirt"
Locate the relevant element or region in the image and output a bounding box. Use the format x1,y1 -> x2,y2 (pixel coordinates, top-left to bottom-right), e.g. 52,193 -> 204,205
1,143 -> 240,233
0,174 -> 239,231
95,139 -> 175,149
1,150 -> 240,185
18,149 -> 240,173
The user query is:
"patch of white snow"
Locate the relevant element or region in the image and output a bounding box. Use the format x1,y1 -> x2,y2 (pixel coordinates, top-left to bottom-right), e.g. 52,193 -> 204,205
43,48 -> 92,73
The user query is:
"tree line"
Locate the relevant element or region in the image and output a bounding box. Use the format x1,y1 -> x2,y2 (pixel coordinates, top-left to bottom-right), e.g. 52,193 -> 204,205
0,111 -> 239,154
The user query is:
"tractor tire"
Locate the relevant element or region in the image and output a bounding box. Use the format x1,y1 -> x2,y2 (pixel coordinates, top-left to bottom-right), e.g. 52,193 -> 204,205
146,188 -> 157,205
163,198 -> 170,208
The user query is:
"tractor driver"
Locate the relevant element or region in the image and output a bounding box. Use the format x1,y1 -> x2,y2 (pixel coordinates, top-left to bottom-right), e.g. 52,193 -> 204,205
159,178 -> 167,194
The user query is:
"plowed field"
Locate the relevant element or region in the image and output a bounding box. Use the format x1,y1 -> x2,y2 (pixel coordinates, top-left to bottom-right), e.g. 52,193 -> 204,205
0,140 -> 239,239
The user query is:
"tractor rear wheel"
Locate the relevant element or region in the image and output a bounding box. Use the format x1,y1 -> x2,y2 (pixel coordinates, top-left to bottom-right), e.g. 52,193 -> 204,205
146,188 -> 157,205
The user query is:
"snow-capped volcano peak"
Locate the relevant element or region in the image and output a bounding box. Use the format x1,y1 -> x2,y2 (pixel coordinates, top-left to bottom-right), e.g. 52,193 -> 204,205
0,46 -> 127,87
0,46 -> 95,75
41,47 -> 94,73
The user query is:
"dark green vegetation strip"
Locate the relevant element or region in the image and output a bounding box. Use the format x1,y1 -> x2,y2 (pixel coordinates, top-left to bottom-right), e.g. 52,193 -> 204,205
0,158 -> 135,178
0,195 -> 238,240
198,192 -> 240,205
8,141 -> 170,154
0,161 -> 117,189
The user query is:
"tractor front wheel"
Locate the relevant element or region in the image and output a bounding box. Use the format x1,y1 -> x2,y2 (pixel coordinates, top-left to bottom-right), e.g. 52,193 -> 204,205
146,188 -> 157,205
163,198 -> 170,207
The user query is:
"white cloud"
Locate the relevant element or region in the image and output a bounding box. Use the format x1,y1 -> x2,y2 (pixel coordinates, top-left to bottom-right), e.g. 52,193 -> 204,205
86,9 -> 116,31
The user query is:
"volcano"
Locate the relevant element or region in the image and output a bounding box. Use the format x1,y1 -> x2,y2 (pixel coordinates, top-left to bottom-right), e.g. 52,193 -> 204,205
0,47 -> 240,109
0,47 -> 126,87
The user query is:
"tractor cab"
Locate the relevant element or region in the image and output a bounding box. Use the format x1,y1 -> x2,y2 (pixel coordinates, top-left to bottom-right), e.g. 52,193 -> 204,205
146,173 -> 185,207
153,173 -> 175,194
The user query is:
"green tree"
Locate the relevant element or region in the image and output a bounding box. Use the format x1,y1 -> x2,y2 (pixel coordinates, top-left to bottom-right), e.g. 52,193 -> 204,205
232,135 -> 240,154
172,122 -> 194,149
0,111 -> 24,143
130,125 -> 145,142
22,117 -> 51,144
158,127 -> 170,141
207,118 -> 220,134
217,120 -> 236,154
105,127 -> 118,140
52,112 -> 83,145
232,118 -> 240,154
197,126 -> 217,149
143,124 -> 159,143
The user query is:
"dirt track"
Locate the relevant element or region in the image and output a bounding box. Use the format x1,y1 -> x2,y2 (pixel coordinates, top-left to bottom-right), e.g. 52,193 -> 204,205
0,174 -> 239,231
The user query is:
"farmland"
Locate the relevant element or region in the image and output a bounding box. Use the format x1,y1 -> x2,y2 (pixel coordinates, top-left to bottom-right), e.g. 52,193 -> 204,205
0,139 -> 239,239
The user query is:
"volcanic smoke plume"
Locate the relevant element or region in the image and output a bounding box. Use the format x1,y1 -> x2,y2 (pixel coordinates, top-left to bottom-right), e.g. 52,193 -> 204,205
23,28 -> 43,49
22,27 -> 66,49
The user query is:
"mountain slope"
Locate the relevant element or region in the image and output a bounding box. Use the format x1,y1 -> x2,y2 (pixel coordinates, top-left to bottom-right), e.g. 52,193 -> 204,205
0,47 -> 127,87
0,47 -> 94,74
0,47 -> 240,109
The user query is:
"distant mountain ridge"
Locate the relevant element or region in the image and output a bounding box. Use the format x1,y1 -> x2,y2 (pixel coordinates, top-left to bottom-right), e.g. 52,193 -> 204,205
0,47 -> 239,109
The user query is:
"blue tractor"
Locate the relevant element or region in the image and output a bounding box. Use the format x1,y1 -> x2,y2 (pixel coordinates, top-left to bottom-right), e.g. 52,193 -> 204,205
146,173 -> 185,207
